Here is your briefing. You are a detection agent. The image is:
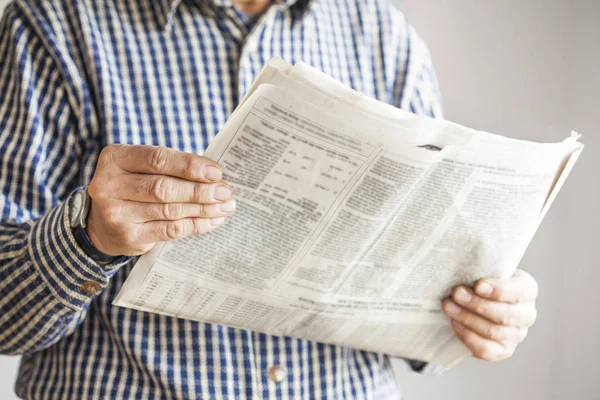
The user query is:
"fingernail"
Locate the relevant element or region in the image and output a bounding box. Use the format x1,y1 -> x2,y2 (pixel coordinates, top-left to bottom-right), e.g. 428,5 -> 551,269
213,185 -> 231,201
210,217 -> 225,226
444,301 -> 461,315
219,199 -> 236,213
454,288 -> 472,304
204,165 -> 222,181
477,282 -> 494,296
452,321 -> 465,332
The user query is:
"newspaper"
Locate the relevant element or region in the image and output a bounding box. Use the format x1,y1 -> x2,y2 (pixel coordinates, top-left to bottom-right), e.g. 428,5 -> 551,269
113,58 -> 583,368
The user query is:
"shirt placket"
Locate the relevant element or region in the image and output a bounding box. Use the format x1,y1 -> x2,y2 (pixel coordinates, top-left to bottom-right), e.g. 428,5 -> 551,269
206,3 -> 292,397
233,7 -> 298,397
236,5 -> 280,101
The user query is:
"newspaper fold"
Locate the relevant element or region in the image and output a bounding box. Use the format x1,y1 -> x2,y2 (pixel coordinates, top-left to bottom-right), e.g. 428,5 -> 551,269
114,58 -> 583,368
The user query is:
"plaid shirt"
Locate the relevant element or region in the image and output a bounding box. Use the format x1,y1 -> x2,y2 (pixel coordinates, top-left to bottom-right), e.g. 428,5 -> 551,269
0,0 -> 444,398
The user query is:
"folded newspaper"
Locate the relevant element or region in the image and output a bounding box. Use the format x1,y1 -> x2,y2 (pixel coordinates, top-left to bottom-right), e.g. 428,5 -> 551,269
114,57 -> 583,368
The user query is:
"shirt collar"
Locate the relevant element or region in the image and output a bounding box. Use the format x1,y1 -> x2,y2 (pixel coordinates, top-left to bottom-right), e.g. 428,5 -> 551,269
155,0 -> 302,31
151,0 -> 184,30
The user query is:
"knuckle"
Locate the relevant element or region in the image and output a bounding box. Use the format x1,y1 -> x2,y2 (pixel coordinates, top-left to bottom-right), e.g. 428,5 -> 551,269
162,203 -> 183,220
474,300 -> 487,316
194,183 -> 210,202
473,346 -> 491,361
99,144 -> 116,162
495,288 -> 510,303
89,179 -> 113,201
88,181 -> 103,200
500,308 -> 514,326
513,293 -> 523,304
486,324 -> 500,340
462,312 -> 475,327
151,177 -> 170,202
101,205 -> 121,225
98,144 -> 124,169
183,156 -> 199,180
148,147 -> 168,172
191,218 -> 206,235
164,221 -> 183,241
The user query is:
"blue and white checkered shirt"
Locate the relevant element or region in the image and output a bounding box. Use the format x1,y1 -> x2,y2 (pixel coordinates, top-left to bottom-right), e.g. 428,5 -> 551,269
0,0 -> 444,398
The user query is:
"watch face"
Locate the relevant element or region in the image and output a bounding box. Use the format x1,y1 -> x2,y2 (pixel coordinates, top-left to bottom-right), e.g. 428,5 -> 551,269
70,190 -> 84,228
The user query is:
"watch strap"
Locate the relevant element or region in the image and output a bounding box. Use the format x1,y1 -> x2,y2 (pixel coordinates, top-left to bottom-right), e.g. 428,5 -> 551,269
73,226 -> 120,265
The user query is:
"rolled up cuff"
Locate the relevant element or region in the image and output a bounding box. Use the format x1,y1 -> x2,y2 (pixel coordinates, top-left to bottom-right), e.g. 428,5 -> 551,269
28,192 -> 130,310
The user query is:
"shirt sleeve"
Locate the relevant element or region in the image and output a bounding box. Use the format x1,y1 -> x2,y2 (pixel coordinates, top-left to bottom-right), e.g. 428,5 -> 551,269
0,4 -> 127,355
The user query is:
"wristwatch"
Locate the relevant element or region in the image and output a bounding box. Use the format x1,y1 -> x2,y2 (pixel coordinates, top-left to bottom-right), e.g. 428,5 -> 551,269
69,187 -> 120,265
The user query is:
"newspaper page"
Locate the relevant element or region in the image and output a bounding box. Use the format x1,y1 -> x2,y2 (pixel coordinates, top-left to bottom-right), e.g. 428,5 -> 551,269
114,58 -> 583,367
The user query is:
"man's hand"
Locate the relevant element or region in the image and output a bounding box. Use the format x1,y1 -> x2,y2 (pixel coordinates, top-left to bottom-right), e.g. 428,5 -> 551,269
86,145 -> 236,256
442,269 -> 538,361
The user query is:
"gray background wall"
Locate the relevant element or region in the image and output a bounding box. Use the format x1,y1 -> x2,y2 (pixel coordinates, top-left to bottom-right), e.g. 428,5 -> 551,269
392,1 -> 599,399
0,1 -> 598,399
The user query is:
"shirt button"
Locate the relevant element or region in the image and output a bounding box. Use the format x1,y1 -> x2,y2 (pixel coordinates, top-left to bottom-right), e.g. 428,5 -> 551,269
81,281 -> 102,295
268,365 -> 287,383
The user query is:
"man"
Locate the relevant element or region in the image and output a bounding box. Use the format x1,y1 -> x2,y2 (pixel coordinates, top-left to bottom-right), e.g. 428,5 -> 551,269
0,0 -> 538,398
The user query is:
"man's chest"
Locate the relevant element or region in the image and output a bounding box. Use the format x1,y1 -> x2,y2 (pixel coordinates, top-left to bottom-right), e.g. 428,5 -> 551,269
81,2 -> 387,156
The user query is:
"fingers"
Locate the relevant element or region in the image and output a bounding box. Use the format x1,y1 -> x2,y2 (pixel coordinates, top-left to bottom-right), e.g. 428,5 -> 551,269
442,271 -> 539,362
138,217 -> 226,243
88,145 -> 233,256
448,287 -> 537,328
103,144 -> 223,183
120,199 -> 236,222
474,269 -> 539,304
443,299 -> 529,343
110,174 -> 232,204
451,321 -> 515,362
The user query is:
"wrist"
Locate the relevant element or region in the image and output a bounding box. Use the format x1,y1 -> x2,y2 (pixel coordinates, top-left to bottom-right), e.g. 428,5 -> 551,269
85,205 -> 116,256
70,187 -> 122,265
